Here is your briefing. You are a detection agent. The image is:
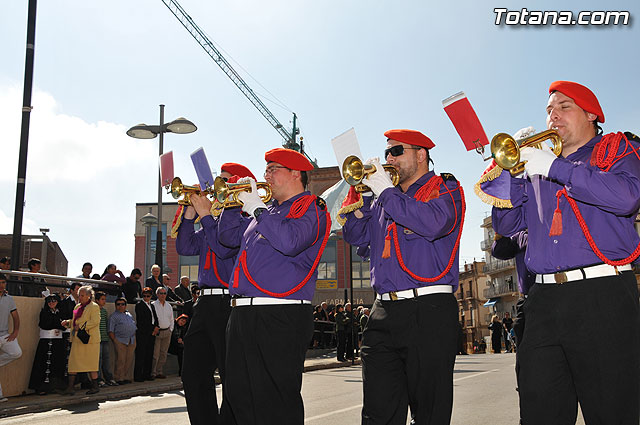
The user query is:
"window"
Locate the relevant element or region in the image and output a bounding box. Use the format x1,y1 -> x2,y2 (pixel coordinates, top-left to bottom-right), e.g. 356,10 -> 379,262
317,239 -> 337,280
351,245 -> 371,289
179,254 -> 199,284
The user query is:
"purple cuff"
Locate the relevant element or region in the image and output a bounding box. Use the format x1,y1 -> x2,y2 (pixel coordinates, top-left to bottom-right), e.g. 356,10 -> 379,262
547,157 -> 573,186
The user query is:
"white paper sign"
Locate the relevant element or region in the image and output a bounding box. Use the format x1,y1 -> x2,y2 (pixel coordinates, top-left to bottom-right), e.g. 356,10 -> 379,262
331,128 -> 363,178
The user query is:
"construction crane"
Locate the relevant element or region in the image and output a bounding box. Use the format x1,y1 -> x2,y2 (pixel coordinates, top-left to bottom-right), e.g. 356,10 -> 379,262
161,0 -> 317,165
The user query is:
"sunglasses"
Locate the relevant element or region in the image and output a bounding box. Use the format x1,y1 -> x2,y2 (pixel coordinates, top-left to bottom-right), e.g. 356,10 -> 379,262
142,294 -> 151,298
158,292 -> 167,295
116,303 -> 126,306
384,145 -> 422,158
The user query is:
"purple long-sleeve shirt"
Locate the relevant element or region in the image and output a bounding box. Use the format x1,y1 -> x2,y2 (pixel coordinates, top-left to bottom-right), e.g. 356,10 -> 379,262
491,231 -> 535,295
175,214 -> 237,289
342,171 -> 463,294
492,134 -> 640,275
217,191 -> 329,301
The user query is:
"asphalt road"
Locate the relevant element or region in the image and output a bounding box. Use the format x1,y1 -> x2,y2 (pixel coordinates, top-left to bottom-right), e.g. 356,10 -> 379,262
2,353 -> 585,424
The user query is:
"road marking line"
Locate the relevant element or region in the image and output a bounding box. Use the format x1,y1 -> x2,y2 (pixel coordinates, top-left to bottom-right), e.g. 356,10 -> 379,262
305,404 -> 361,422
454,369 -> 499,382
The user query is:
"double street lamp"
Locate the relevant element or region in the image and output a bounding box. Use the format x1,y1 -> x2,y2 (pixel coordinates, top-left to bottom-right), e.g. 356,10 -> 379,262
127,104 -> 197,277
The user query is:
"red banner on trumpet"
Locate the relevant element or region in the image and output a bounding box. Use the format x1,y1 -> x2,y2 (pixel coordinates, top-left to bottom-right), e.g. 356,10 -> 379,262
442,92 -> 489,152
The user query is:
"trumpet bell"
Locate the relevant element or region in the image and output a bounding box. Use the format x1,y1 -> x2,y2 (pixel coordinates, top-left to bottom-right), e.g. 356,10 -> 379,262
342,155 -> 400,192
491,133 -> 521,171
213,176 -> 272,208
170,177 -> 203,206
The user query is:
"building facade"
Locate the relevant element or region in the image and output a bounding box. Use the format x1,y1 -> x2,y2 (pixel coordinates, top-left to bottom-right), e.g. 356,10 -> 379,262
457,261 -> 490,353
0,234 -> 68,275
481,216 -> 520,318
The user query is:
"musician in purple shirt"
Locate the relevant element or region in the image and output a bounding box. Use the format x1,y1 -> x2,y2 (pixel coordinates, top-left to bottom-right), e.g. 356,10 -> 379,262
217,148 -> 330,425
174,162 -> 255,425
340,129 -> 464,425
492,81 -> 640,424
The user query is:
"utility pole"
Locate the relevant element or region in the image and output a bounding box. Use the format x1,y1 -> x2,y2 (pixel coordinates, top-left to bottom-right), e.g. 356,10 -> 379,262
11,0 -> 37,271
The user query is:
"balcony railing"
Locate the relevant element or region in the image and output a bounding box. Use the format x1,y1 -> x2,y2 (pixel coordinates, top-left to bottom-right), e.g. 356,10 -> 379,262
480,239 -> 492,251
483,258 -> 516,274
483,280 -> 519,298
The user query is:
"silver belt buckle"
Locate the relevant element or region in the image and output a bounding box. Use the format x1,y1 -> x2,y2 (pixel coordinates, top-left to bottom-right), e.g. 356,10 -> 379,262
554,272 -> 567,284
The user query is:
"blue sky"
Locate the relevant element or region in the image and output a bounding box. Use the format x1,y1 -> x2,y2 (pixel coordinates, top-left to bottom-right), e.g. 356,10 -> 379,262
1,0 -> 639,276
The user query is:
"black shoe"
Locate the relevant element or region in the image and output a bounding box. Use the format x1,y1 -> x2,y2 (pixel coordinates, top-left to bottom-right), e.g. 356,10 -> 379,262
86,379 -> 100,395
123,380 -> 132,384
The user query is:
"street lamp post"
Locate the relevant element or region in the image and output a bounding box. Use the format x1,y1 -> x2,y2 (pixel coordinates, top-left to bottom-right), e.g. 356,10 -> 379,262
140,212 -> 158,278
127,105 -> 196,278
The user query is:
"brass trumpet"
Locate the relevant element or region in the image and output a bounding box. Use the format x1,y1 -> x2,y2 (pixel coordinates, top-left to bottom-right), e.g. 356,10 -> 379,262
491,129 -> 563,176
342,155 -> 400,192
169,177 -> 214,206
213,176 -> 272,208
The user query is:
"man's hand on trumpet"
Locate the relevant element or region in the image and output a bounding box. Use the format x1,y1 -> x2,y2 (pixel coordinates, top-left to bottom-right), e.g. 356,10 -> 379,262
362,157 -> 394,197
521,144 -> 556,178
185,184 -> 213,219
237,177 -> 267,216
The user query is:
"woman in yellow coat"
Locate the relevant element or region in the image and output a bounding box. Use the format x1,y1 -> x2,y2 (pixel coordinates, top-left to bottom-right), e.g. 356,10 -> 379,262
62,285 -> 101,395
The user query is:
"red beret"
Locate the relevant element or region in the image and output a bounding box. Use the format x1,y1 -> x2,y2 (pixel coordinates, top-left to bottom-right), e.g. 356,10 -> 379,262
264,148 -> 313,171
548,81 -> 605,123
384,129 -> 435,149
220,163 -> 256,180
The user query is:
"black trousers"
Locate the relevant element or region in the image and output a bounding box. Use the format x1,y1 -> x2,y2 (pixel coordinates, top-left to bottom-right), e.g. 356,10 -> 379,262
182,294 -> 231,425
134,332 -> 155,381
518,272 -> 639,425
337,330 -> 346,360
225,304 -> 313,425
361,293 -> 458,425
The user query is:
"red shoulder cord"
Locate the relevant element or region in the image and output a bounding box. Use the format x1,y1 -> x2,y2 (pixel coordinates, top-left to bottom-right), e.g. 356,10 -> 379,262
550,132 -> 640,266
204,249 -> 229,288
384,175 -> 466,282
233,195 -> 332,297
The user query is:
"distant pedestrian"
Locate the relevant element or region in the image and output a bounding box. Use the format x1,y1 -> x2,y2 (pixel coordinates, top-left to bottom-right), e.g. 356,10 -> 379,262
489,315 -> 502,354
95,291 -> 117,386
0,273 -> 22,402
151,287 -> 173,379
122,268 -> 143,304
108,297 -> 136,385
134,287 -> 158,382
502,313 -> 514,353
64,285 -> 101,395
169,314 -> 189,376
29,294 -> 66,394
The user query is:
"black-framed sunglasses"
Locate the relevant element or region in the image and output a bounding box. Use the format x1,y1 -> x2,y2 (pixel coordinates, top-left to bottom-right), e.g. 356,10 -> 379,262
384,145 -> 421,158
116,302 -> 126,306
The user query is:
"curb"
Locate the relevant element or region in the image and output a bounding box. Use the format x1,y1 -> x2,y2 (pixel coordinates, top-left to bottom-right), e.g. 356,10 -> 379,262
0,358 -> 360,418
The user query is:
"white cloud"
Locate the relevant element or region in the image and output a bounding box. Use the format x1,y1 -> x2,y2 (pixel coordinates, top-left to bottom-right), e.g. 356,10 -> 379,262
0,85 -> 154,183
0,83 -> 159,276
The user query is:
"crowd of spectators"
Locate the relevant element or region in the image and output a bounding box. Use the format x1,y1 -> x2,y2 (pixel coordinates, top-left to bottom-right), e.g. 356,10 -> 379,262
0,260 -> 201,399
0,258 -> 382,399
311,301 -> 371,362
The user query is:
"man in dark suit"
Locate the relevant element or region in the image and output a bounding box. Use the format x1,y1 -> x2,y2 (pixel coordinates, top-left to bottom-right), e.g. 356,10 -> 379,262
180,286 -> 200,325
134,287 -> 159,382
